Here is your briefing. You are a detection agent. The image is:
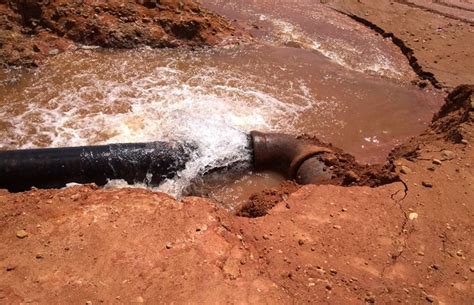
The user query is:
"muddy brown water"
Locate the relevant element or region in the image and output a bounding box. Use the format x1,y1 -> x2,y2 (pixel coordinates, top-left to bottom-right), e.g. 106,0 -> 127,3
0,1 -> 443,209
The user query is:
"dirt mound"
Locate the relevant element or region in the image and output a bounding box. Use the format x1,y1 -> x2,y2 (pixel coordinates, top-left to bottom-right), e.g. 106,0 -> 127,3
0,0 -> 240,67
391,84 -> 474,160
431,84 -> 474,142
235,181 -> 300,217
295,136 -> 399,187
237,137 -> 399,217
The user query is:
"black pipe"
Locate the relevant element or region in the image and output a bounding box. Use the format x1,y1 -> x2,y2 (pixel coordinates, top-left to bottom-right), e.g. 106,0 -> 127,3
0,141 -> 190,192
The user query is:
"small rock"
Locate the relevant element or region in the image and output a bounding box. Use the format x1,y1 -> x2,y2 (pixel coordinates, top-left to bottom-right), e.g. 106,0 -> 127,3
432,159 -> 442,165
48,49 -> 59,56
441,150 -> 455,160
333,225 -> 342,230
456,250 -> 463,257
422,181 -> 433,188
461,139 -> 468,144
262,234 -> 270,240
425,294 -> 436,303
16,230 -> 28,239
165,242 -> 173,249
136,296 -> 144,303
365,295 -> 376,304
85,301 -> 92,305
469,266 -> 474,272
417,251 -> 425,256
427,166 -> 436,171
199,224 -> 208,232
6,265 -> 16,272
344,170 -> 359,183
325,284 -> 332,290
341,208 -> 347,212
409,212 -> 418,220
430,264 -> 440,270
400,165 -> 412,174
298,239 -> 304,246
35,254 -> 43,259
223,258 -> 240,280
308,282 -> 316,287
329,269 -> 337,275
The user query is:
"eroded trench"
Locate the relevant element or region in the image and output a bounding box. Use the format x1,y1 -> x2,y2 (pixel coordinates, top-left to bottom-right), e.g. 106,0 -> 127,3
0,0 -> 443,212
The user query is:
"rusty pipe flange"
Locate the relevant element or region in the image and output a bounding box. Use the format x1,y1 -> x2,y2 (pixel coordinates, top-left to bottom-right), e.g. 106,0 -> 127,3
295,157 -> 334,185
250,131 -> 332,179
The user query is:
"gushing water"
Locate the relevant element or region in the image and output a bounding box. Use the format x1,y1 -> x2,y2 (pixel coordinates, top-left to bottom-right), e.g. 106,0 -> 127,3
0,1 -> 442,202
0,48 -> 323,197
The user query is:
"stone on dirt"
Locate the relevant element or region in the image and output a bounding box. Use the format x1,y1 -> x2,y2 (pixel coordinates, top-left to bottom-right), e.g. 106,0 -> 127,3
422,181 -> 433,188
441,150 -> 455,160
223,258 -> 240,280
400,165 -> 412,174
425,294 -> 436,303
16,229 -> 28,239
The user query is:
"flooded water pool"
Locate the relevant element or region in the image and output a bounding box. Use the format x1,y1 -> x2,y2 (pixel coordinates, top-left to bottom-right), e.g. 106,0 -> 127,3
0,1 -> 443,208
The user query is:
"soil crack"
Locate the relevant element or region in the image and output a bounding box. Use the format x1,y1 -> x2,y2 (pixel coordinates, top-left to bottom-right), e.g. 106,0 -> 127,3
332,8 -> 442,88
382,179 -> 411,276
394,0 -> 474,25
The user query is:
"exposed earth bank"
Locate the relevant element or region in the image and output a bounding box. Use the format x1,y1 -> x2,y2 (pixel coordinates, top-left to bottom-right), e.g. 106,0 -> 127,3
0,1 -> 473,304
0,0 -> 241,67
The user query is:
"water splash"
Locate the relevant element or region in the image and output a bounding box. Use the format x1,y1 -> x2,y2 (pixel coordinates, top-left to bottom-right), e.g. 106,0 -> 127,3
0,49 -> 320,197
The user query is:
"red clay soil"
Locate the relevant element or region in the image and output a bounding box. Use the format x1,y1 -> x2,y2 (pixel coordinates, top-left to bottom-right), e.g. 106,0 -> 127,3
0,0 -> 240,67
0,1 -> 474,304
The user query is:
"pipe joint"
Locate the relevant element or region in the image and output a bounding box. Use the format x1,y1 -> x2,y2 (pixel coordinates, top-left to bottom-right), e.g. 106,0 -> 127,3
250,131 -> 332,180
